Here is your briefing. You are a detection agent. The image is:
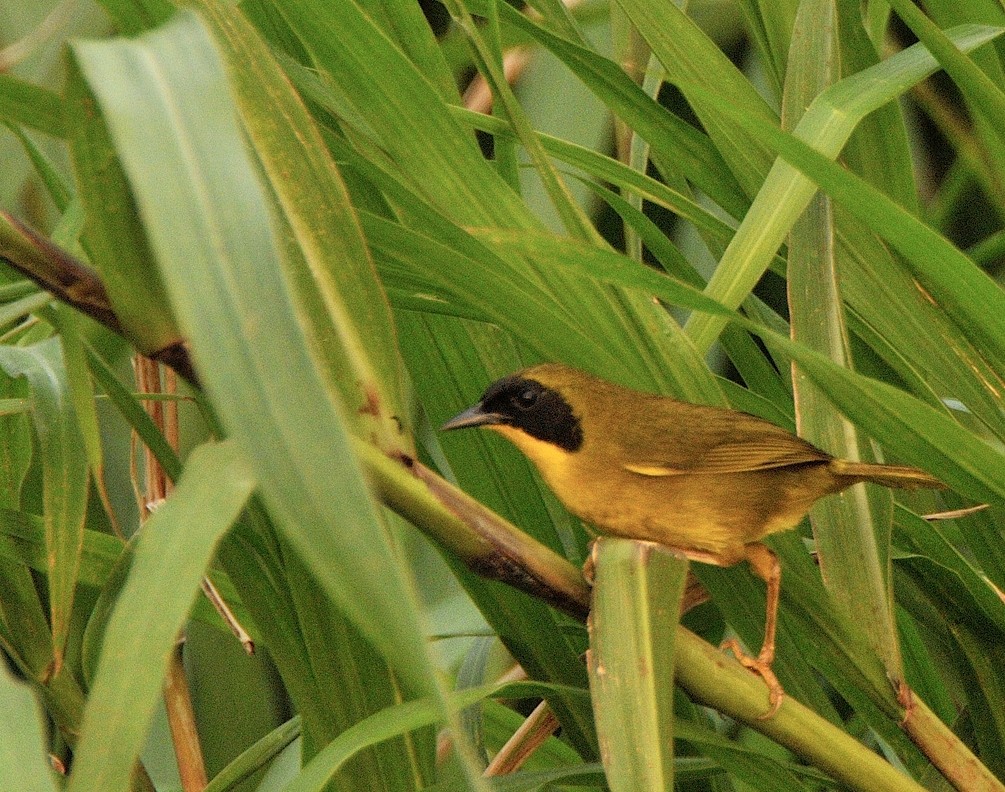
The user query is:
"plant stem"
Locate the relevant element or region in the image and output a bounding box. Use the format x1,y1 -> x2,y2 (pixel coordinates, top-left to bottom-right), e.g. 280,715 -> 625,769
901,695 -> 1005,792
163,644 -> 208,792
674,629 -> 926,792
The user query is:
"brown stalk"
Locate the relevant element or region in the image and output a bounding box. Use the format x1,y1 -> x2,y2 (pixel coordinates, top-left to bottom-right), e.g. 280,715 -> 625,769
483,700 -> 559,776
163,644 -> 208,792
136,357 -> 207,792
0,211 -> 199,386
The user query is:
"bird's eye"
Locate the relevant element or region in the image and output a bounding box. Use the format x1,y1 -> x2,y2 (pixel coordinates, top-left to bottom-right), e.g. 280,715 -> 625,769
512,387 -> 539,410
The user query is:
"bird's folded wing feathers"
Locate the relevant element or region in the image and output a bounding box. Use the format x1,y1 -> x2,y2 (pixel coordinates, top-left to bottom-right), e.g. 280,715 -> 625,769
623,437 -> 830,476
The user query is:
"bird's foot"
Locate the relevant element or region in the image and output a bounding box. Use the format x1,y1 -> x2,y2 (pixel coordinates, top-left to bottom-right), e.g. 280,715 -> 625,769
720,639 -> 784,719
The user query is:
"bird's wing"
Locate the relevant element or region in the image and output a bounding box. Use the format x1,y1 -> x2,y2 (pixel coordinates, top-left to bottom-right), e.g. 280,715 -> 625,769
623,435 -> 831,476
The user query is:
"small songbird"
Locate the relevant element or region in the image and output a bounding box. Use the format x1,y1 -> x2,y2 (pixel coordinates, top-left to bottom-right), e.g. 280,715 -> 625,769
441,363 -> 944,716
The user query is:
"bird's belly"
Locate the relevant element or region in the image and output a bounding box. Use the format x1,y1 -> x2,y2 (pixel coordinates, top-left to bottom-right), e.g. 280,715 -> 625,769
549,466 -> 834,565
580,495 -> 751,563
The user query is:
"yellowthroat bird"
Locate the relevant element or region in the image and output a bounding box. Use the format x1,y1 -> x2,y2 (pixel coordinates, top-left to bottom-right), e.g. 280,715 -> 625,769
442,363 -> 944,716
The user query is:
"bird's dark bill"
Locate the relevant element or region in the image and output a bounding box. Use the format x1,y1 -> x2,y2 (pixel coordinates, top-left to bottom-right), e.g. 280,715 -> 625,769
440,403 -> 503,431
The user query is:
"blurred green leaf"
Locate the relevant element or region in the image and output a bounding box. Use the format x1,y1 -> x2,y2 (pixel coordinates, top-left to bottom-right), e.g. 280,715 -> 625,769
950,622 -> 1005,778
0,664 -> 57,792
0,338 -> 89,669
4,125 -> 72,211
90,0 -> 173,35
82,341 -> 181,481
203,716 -> 302,792
284,686 -> 493,792
0,76 -> 65,138
64,60 -> 183,358
65,440 -> 253,792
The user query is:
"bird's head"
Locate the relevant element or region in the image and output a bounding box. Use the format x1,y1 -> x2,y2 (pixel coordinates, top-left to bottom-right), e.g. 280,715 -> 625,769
441,364 -> 585,452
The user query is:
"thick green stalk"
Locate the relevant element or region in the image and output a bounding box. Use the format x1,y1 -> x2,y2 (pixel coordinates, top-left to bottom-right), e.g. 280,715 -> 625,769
902,697 -> 1005,792
355,439 -> 591,620
673,632 -> 926,792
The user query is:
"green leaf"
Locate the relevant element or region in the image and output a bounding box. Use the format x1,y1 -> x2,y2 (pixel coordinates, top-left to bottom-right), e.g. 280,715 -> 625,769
363,212 -> 613,370
783,0 -> 902,680
282,688 -> 486,792
179,0 -> 410,447
0,511 -> 117,589
484,1 -> 749,220
0,291 -> 52,339
89,0 -> 173,35
64,59 -> 183,358
71,6 -> 443,713
736,1 -> 798,94
450,106 -> 758,259
833,5 -> 919,213
79,528 -> 134,685
0,557 -> 55,709
0,75 -> 66,138
0,338 -> 89,669
675,717 -> 825,791
272,0 -> 532,229
65,440 -> 254,792
886,0 -> 1005,137
203,716 -> 302,792
950,623 -> 1005,778
82,341 -> 182,481
0,361 -> 33,510
48,309 -> 105,491
4,125 -> 72,211
757,329 -> 1005,504
613,0 -> 777,197
0,508 -> 250,639
284,682 -> 572,792
441,0 -> 601,243
588,539 -> 688,791
0,664 -> 57,792
684,23 -> 1005,353
894,506 -> 1005,634
721,94 -> 1005,413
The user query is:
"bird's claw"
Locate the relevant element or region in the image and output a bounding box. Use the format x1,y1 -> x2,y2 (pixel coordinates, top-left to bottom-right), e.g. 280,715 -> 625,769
720,638 -> 784,719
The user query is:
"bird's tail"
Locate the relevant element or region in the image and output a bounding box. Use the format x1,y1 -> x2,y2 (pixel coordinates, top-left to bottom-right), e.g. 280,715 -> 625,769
831,460 -> 945,490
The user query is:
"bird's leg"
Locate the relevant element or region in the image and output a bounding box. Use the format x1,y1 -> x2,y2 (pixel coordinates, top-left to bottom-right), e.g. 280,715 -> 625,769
719,542 -> 783,718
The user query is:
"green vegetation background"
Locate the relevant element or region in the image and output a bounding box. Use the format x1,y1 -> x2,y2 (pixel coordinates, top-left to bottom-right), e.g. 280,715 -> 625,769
0,1 -> 1004,791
